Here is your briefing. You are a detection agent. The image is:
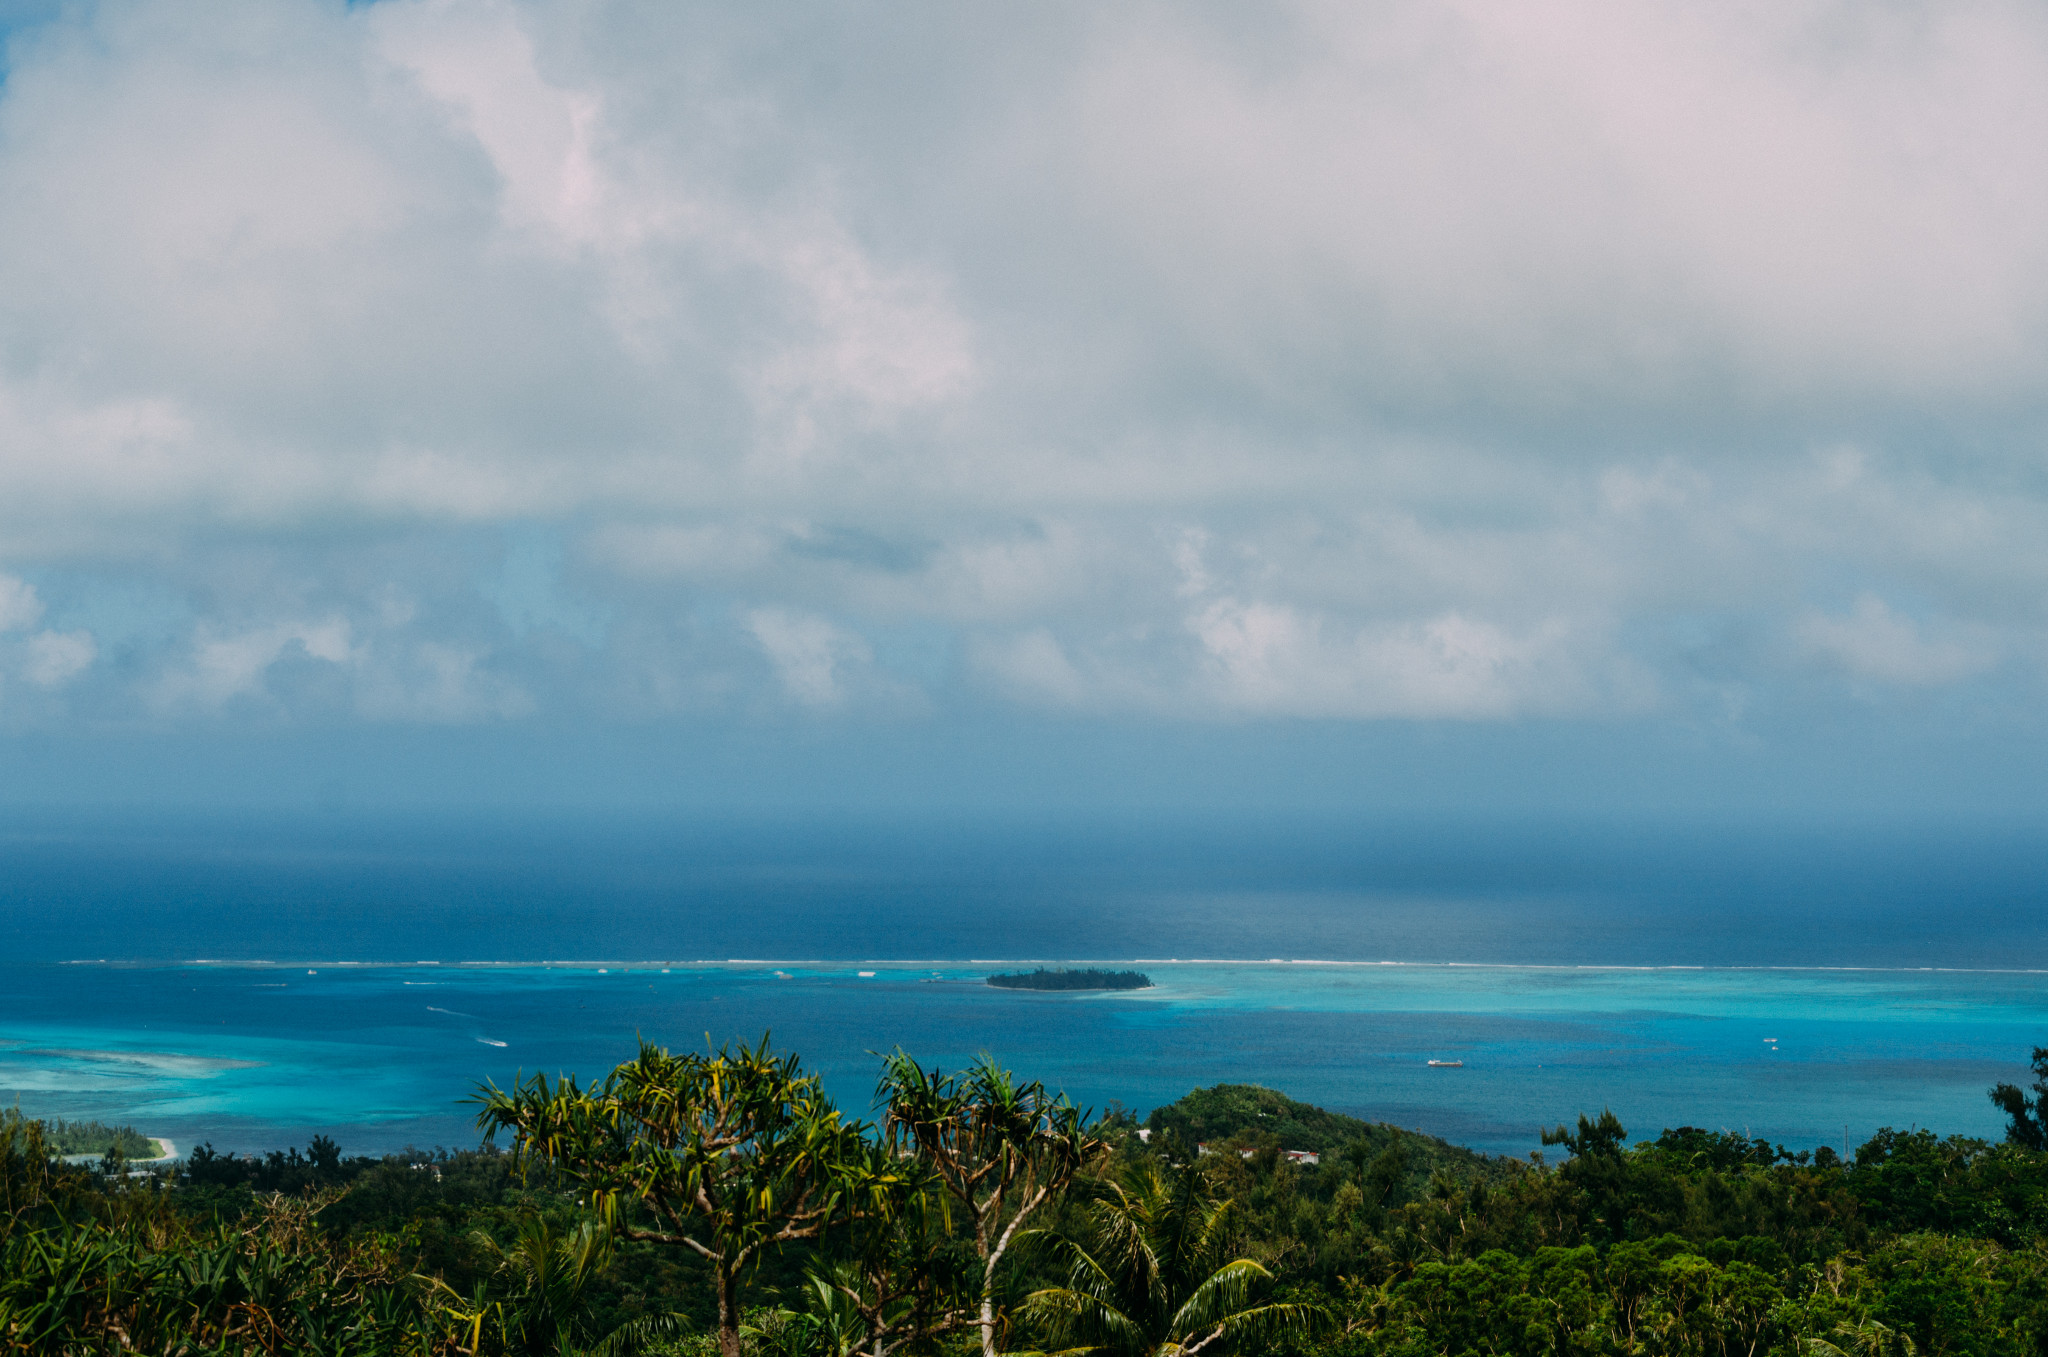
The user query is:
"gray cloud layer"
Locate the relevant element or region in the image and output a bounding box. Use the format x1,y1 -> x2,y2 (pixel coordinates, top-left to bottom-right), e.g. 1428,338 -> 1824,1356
2,0 -> 2046,736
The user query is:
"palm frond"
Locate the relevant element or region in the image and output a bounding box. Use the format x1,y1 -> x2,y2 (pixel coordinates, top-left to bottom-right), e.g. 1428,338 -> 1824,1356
1198,1300 -> 1330,1349
1021,1285 -> 1152,1354
1166,1258 -> 1272,1337
586,1311 -> 690,1357
1019,1156 -> 1328,1357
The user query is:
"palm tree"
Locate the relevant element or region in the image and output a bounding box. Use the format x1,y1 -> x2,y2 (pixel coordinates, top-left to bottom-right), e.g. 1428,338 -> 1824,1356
444,1213 -> 684,1356
1018,1162 -> 1326,1356
476,1214 -> 614,1356
741,1270 -> 870,1357
1806,1320 -> 1919,1357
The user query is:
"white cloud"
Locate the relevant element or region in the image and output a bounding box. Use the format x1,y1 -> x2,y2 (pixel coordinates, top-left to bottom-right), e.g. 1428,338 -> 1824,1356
371,0 -> 626,255
0,576 -> 43,633
354,640 -> 533,722
588,522 -> 780,580
746,608 -> 871,708
1797,595 -> 1997,687
1187,597 -> 1595,719
0,0 -> 976,546
151,618 -> 356,710
1055,1 -> 2048,414
0,2 -> 2043,729
971,628 -> 1089,707
138,603 -> 537,722
22,629 -> 96,688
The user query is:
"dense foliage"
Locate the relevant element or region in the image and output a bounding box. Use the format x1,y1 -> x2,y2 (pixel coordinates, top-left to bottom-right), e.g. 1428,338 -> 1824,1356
33,1116 -> 160,1161
1991,1045 -> 2048,1152
983,969 -> 1153,991
10,1050 -> 2048,1355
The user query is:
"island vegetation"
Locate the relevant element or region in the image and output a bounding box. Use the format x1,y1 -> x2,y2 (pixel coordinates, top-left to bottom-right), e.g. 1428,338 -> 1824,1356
9,1040 -> 2048,1354
985,967 -> 1153,991
35,1115 -> 161,1161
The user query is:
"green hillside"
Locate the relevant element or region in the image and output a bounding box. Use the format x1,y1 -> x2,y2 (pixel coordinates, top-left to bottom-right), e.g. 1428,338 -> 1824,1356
1147,1081 -> 1506,1181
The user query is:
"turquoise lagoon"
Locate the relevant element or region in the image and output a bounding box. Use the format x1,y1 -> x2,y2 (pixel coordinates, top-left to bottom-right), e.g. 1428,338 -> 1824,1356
6,813 -> 2046,1159
3,958 -> 2041,1158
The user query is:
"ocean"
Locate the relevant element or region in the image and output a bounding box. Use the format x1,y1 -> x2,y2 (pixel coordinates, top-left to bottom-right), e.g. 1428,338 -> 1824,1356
2,810 -> 2045,1159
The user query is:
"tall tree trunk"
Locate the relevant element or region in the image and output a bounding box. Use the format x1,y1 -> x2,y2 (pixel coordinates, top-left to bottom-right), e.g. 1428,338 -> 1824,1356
978,1205 -> 998,1357
717,1259 -> 742,1357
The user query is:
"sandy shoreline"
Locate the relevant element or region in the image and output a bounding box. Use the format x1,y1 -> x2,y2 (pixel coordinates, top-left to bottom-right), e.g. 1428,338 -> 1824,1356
59,1137 -> 178,1166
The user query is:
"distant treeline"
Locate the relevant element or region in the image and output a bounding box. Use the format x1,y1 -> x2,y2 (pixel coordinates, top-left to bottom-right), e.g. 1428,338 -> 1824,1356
36,1116 -> 160,1160
986,967 -> 1153,990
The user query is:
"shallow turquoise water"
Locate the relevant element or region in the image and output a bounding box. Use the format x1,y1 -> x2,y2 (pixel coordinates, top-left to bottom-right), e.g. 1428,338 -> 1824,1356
4,959 -> 2041,1158
6,814 -> 2046,1158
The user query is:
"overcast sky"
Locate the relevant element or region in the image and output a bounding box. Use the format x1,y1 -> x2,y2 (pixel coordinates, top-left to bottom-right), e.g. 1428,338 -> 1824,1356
2,0 -> 2046,818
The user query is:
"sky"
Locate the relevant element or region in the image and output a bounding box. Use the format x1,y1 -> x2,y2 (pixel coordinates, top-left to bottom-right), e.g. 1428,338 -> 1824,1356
1,0 -> 2047,819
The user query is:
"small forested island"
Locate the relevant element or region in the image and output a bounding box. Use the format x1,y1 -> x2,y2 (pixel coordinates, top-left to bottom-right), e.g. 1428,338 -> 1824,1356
986,966 -> 1153,990
39,1116 -> 161,1160
12,1040 -> 2048,1355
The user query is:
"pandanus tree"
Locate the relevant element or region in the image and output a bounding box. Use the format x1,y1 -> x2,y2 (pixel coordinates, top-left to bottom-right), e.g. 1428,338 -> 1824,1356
877,1051 -> 1105,1357
1018,1161 -> 1327,1357
799,1137 -> 978,1356
475,1036 -> 880,1357
1,1109 -> 72,1222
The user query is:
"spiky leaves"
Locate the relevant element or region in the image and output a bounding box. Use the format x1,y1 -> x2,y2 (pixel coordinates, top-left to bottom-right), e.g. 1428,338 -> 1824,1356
800,1136 -> 977,1357
475,1035 -> 871,1357
877,1051 -> 1105,1357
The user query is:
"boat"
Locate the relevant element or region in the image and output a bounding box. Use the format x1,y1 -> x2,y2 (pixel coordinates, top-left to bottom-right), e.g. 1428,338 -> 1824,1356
1426,1059 -> 1464,1068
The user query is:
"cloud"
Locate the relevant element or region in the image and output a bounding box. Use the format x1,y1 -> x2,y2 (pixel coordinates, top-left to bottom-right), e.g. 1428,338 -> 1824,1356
354,639 -> 534,722
0,0 -> 975,544
135,587 -> 531,721
970,629 -> 1089,707
1051,1 -> 2048,418
0,1 -> 2043,734
0,576 -> 43,632
22,630 -> 96,688
1797,595 -> 1998,687
371,0 -> 625,255
745,608 -> 873,708
0,578 -> 96,694
1187,600 -> 1579,719
150,618 -> 357,711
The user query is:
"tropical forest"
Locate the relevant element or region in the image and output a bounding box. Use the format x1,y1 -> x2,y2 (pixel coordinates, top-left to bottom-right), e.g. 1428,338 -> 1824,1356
9,1038 -> 2048,1355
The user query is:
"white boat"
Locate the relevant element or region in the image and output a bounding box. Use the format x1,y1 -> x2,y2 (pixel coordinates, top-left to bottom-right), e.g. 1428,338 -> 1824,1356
1426,1059 -> 1464,1068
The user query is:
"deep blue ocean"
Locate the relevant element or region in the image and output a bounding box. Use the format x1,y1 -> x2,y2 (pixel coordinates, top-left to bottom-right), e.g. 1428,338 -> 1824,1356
3,811 -> 2046,1160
